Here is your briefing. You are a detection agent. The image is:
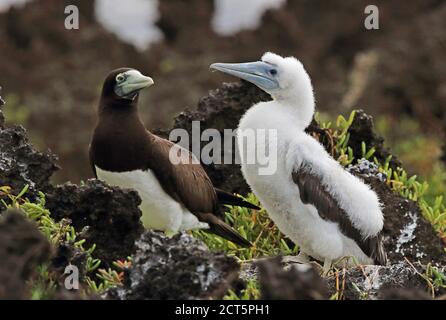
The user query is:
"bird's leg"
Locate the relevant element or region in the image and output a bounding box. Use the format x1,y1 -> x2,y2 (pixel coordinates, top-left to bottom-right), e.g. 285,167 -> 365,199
282,251 -> 311,264
322,258 -> 332,276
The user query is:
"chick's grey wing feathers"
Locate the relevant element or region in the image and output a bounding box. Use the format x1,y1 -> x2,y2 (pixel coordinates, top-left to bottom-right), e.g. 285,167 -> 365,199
292,166 -> 387,265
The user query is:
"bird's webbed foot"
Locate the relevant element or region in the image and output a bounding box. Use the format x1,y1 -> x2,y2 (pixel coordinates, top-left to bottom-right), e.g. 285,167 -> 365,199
282,251 -> 311,264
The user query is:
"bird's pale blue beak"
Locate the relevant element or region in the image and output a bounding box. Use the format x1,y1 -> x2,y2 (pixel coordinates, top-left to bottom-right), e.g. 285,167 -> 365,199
210,61 -> 280,91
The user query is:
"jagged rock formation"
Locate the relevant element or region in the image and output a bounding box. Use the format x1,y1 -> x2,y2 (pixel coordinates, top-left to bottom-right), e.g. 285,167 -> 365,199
0,120 -> 58,198
45,180 -> 144,265
106,231 -> 240,300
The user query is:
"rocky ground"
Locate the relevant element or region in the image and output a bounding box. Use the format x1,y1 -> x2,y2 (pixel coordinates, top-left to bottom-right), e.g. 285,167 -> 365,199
0,82 -> 445,300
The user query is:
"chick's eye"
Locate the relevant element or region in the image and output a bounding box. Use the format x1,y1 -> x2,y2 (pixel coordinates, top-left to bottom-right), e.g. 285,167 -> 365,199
116,74 -> 125,82
269,69 -> 277,76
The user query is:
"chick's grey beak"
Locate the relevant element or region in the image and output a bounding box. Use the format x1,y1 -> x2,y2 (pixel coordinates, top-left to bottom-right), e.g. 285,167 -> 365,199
210,61 -> 279,91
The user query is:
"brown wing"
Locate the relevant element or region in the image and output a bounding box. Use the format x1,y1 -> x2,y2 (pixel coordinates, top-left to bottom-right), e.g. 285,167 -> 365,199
292,166 -> 387,265
148,135 -> 218,214
147,135 -> 251,247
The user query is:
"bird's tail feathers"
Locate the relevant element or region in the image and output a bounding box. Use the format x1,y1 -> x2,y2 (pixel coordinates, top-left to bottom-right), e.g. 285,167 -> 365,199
215,188 -> 260,210
197,212 -> 252,248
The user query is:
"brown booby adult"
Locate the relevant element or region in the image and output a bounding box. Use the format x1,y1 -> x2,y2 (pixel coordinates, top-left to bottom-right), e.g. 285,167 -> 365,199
210,53 -> 387,270
89,68 -> 255,247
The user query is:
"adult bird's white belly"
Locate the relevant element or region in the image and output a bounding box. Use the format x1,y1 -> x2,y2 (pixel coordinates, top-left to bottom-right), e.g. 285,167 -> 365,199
95,167 -> 208,233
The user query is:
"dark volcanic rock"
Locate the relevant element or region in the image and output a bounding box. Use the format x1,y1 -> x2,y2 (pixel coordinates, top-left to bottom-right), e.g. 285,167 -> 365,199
347,110 -> 401,169
0,124 -> 58,197
45,180 -> 144,265
0,209 -> 52,299
348,159 -> 446,266
106,231 -> 240,300
258,257 -> 328,300
327,262 -> 428,300
51,241 -> 88,282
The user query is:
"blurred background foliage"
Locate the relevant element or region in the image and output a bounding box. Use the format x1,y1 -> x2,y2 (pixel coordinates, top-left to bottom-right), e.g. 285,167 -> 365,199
0,0 -> 445,201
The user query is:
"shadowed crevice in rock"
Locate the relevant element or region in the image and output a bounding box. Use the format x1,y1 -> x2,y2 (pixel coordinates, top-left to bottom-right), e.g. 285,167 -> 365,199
0,209 -> 52,299
45,180 -> 144,265
106,230 -> 240,300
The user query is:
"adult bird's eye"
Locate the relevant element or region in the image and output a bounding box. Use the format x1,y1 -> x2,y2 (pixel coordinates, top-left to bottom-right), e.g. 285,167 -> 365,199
116,74 -> 125,82
269,69 -> 277,76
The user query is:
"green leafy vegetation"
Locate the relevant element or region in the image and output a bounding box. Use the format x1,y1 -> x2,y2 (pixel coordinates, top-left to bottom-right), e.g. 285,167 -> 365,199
0,185 -> 130,298
224,278 -> 260,300
193,193 -> 298,261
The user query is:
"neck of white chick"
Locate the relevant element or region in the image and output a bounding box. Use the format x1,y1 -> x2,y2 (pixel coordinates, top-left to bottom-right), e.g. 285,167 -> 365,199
270,71 -> 315,132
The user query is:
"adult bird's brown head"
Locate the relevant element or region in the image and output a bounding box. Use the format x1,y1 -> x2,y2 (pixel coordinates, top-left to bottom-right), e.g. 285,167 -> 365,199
100,68 -> 154,109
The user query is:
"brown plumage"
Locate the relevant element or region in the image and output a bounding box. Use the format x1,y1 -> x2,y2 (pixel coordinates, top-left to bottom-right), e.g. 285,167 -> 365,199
292,167 -> 387,265
90,68 -> 252,247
